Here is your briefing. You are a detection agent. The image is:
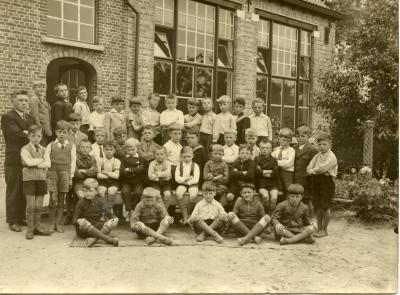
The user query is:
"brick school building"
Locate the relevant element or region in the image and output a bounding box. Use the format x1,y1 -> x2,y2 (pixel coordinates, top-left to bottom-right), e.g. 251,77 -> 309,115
0,0 -> 344,169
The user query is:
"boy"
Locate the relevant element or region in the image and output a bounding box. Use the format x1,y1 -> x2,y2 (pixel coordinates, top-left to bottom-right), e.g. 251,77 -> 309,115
250,98 -> 273,143
148,147 -> 172,205
96,140 -> 122,222
73,178 -> 119,247
186,130 -> 207,186
245,128 -> 260,159
90,128 -> 107,163
160,93 -> 184,143
255,140 -> 279,214
88,97 -> 106,143
271,184 -> 316,245
113,127 -> 129,160
307,133 -> 337,238
183,98 -> 202,144
212,95 -> 236,145
294,125 -> 318,216
142,93 -> 161,145
227,183 -> 271,246
188,181 -> 228,243
127,96 -> 143,140
130,187 -> 176,245
120,140 -> 146,213
163,124 -> 183,184
138,126 -> 161,164
221,129 -> 239,166
104,95 -> 126,140
44,120 -> 77,233
52,83 -> 73,132
21,125 -> 52,239
233,97 -> 250,145
271,128 -> 295,200
68,113 -> 89,147
225,145 -> 256,211
174,146 -> 200,224
199,97 -> 216,151
73,86 -> 90,135
203,144 -> 229,200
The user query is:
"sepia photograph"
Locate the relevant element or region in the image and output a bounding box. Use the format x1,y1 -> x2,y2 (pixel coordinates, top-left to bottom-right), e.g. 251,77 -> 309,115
0,0 -> 398,293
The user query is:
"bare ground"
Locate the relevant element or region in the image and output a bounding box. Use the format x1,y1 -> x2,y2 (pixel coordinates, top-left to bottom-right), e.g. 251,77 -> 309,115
0,189 -> 397,293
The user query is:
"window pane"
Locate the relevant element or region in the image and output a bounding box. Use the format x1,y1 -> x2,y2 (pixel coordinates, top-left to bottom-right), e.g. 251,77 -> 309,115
283,80 -> 296,106
155,7 -> 163,24
218,8 -> 234,40
64,2 -> 78,21
299,81 -> 309,107
81,0 -> 94,7
257,48 -> 269,73
300,56 -> 310,80
154,31 -> 173,59
282,107 -> 295,129
256,75 -> 268,103
48,0 -> 61,18
218,40 -> 233,68
64,21 -> 78,40
272,23 -> 298,78
176,65 -> 193,97
178,0 -> 187,12
196,68 -> 213,98
205,50 -> 213,65
187,46 -> 195,61
47,17 -> 62,37
271,78 -> 282,105
178,13 -> 186,28
155,0 -> 174,27
80,24 -> 93,43
165,0 -> 174,10
258,19 -> 269,48
197,3 -> 205,18
154,61 -> 172,95
177,45 -> 186,60
80,6 -> 94,24
217,71 -> 232,98
270,105 -> 281,127
298,108 -> 309,126
164,10 -> 174,26
195,48 -> 204,63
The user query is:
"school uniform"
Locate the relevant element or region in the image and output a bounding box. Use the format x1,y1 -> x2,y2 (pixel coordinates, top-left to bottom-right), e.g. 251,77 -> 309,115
228,158 -> 256,198
21,143 -> 48,195
255,154 -> 279,190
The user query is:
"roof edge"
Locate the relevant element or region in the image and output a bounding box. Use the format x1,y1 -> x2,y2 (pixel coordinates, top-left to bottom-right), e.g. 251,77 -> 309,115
282,0 -> 349,20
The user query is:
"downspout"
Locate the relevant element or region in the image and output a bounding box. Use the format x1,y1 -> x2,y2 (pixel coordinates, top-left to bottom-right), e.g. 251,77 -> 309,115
127,0 -> 140,96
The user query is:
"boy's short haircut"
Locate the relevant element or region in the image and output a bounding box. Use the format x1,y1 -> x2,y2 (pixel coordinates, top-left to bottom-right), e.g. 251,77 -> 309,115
202,181 -> 216,191
94,128 -> 106,136
155,146 -> 167,154
54,83 -> 67,94
55,120 -> 70,131
181,146 -> 193,155
240,183 -> 255,192
316,132 -> 332,143
69,112 -> 82,122
28,125 -> 42,135
252,97 -> 264,107
78,139 -> 92,149
297,125 -> 311,136
33,80 -> 46,87
187,98 -> 201,107
287,183 -> 304,195
83,178 -> 99,189
142,187 -> 158,199
11,90 -> 28,99
168,123 -> 183,131
202,97 -> 213,104
147,92 -> 159,100
211,144 -> 224,152
186,129 -> 199,137
259,140 -> 272,149
75,85 -> 87,95
103,140 -> 116,149
239,144 -> 251,152
245,128 -> 257,137
111,95 -> 124,104
113,127 -> 127,138
143,125 -> 155,133
233,97 -> 246,106
124,138 -> 139,148
129,96 -> 142,106
279,128 -> 293,139
165,93 -> 177,101
217,95 -> 231,104
224,128 -> 237,136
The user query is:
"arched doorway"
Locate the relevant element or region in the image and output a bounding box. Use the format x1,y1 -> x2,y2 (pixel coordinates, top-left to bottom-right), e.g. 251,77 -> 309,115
46,57 -> 96,107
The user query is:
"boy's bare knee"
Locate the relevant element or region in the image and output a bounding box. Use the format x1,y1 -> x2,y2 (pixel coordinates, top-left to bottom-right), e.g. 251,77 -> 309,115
131,221 -> 145,232
259,215 -> 271,227
77,218 -> 91,231
305,225 -> 316,234
108,187 -> 118,195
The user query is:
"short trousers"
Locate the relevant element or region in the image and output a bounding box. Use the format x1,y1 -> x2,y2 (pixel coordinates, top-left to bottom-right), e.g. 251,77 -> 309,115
192,218 -> 218,235
98,178 -> 120,189
47,170 -> 71,193
136,221 -> 160,239
75,220 -> 104,239
257,177 -> 279,191
277,169 -> 293,191
311,175 -> 335,210
149,180 -> 172,192
23,180 -> 47,195
232,220 -> 257,237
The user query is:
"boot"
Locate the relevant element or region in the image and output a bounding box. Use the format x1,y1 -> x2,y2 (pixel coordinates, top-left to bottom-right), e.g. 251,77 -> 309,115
86,225 -> 119,247
48,205 -> 57,233
34,213 -> 51,236
195,219 -> 223,243
25,210 -> 35,240
280,228 -> 314,245
238,222 -> 266,246
231,220 -> 250,236
55,208 -> 65,233
140,226 -> 173,245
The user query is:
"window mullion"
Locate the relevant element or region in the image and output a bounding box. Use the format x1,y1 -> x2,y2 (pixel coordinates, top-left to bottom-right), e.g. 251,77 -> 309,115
295,29 -> 301,129
267,20 -> 273,116
212,4 -> 219,106
172,0 -> 178,94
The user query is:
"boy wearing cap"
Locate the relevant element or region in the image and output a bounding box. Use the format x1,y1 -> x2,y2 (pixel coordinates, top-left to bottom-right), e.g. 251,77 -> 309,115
203,144 -> 229,200
127,97 -> 143,140
212,95 -> 236,145
104,95 -> 126,140
130,187 -> 176,245
73,178 -> 119,247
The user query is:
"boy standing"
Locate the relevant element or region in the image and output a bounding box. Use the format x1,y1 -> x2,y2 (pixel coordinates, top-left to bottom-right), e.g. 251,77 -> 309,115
183,98 -> 202,144
141,93 -> 161,145
52,83 -> 73,132
163,125 -> 183,184
127,97 -> 143,140
90,128 -> 107,163
105,96 -> 126,140
250,98 -> 273,143
307,133 -> 337,238
186,130 -> 207,186
160,93 -> 184,143
199,97 -> 216,151
212,95 -> 236,145
221,129 -> 239,166
21,125 -> 52,239
138,126 -> 161,164
68,113 -> 89,147
233,97 -> 250,145
203,144 -> 229,200
245,128 -> 260,159
88,98 -> 106,142
73,86 -> 91,135
44,120 -> 77,233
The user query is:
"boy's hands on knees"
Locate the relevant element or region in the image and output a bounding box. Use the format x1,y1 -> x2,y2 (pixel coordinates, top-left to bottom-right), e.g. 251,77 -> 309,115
166,216 -> 174,224
227,212 -> 236,222
220,213 -> 229,222
275,223 -> 284,232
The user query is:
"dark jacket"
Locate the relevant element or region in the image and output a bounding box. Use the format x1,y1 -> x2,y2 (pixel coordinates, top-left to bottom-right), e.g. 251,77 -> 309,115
233,198 -> 265,228
119,155 -> 146,183
230,158 -> 256,183
294,142 -> 318,186
236,113 -> 250,145
1,109 -> 34,166
271,200 -> 311,232
75,152 -> 98,181
255,154 -> 279,188
52,98 -> 73,130
193,144 -> 207,185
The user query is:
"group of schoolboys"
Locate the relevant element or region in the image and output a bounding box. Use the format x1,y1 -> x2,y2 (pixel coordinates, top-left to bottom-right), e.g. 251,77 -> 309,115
22,84 -> 338,248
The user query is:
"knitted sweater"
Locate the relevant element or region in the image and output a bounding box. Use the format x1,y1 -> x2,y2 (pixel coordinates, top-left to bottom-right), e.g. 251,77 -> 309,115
21,143 -> 48,181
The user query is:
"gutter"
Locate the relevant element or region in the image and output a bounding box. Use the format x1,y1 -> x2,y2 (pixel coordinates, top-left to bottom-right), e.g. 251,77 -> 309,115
282,0 -> 348,20
126,0 -> 140,96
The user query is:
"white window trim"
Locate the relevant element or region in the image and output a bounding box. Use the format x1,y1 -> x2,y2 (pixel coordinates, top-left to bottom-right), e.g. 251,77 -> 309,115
41,36 -> 104,51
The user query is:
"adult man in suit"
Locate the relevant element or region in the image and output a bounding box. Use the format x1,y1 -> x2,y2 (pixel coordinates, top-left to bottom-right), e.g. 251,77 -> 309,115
29,80 -> 52,145
52,83 -> 73,133
1,90 -> 34,232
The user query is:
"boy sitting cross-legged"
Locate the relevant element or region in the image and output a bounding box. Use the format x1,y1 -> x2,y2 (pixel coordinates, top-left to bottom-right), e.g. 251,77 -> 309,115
130,187 -> 177,245
227,183 -> 271,246
188,181 -> 228,243
271,183 -> 316,245
73,178 -> 119,247
148,147 -> 172,206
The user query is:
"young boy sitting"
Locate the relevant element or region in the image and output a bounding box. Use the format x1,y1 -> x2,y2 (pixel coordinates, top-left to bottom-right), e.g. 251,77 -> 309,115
73,178 -> 119,247
174,146 -> 200,224
120,139 -> 146,213
130,187 -> 176,245
113,127 -> 129,160
199,97 -> 217,151
163,124 -> 183,185
88,98 -> 106,143
245,128 -> 260,159
307,133 -> 337,238
227,183 -> 271,246
160,93 -> 184,143
250,98 -> 273,143
186,130 -> 207,185
221,129 -> 239,167
203,144 -> 229,201
127,96 -> 143,140
183,98 -> 202,144
105,95 -> 126,140
74,139 -> 98,199
233,97 -> 250,145
68,113 -> 89,147
138,126 -> 161,164
188,181 -> 228,243
142,93 -> 161,145
212,95 -> 236,145
255,140 -> 279,214
271,183 -> 316,245
148,147 -> 172,206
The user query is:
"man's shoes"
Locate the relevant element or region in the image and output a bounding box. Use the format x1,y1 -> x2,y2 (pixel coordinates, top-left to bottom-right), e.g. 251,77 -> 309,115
26,230 -> 34,239
18,220 -> 27,226
34,228 -> 52,236
9,223 -> 22,232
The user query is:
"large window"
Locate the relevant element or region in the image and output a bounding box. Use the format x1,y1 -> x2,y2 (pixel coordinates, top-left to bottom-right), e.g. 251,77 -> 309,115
256,19 -> 312,130
153,0 -> 234,112
47,0 -> 95,43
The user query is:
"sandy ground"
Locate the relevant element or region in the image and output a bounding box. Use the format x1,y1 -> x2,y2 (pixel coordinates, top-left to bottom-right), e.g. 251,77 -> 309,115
0,188 -> 397,293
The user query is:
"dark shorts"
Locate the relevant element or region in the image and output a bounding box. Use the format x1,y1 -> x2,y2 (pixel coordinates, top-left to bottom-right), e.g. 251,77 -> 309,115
47,170 -> 70,193
192,219 -> 224,235
149,180 -> 172,192
137,221 -> 160,239
311,175 -> 335,210
23,180 -> 47,195
98,179 -> 120,189
278,169 -> 293,191
257,177 -> 279,191
75,220 -> 104,239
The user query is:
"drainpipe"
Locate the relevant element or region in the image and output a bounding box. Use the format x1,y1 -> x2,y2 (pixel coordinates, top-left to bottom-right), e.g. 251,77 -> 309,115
127,0 -> 140,96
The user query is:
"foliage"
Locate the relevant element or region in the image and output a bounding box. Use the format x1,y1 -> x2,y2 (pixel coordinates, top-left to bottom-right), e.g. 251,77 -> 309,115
314,0 -> 398,179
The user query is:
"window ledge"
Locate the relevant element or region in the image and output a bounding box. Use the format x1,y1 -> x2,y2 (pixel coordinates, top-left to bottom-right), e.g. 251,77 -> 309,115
41,36 -> 104,52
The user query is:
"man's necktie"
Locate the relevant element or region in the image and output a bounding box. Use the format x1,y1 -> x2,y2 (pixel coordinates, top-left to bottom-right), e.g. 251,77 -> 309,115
35,145 -> 40,152
278,149 -> 283,160
99,146 -> 104,158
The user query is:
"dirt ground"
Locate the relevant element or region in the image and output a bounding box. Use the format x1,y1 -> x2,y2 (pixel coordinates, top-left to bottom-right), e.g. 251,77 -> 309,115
0,187 -> 397,293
